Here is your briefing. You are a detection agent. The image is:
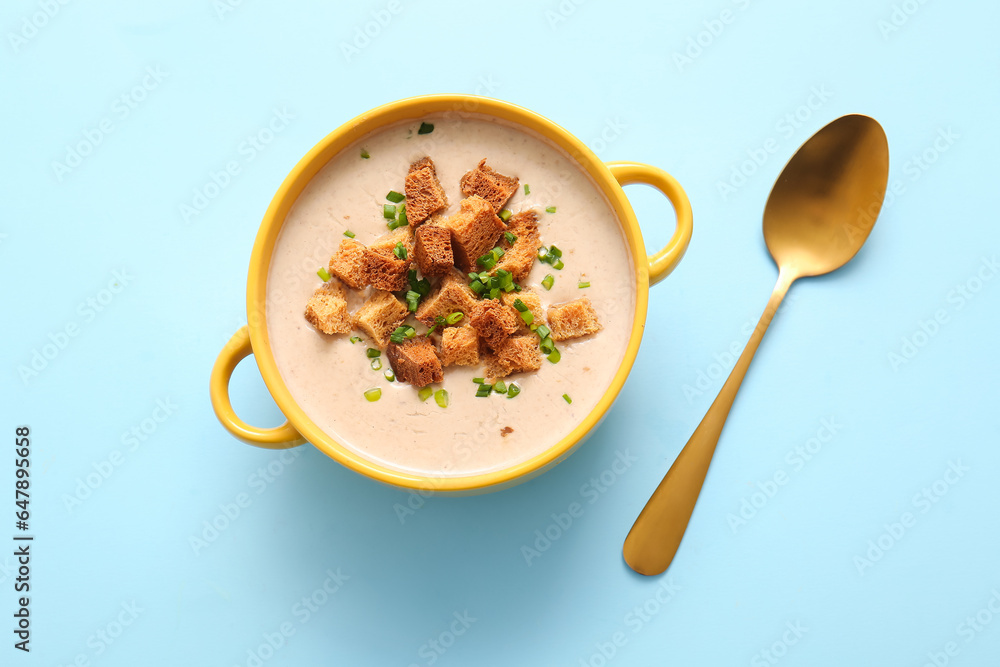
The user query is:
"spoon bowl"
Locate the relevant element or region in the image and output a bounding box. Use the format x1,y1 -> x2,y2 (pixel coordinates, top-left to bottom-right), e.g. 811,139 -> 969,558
623,114 -> 889,576
764,115 -> 889,277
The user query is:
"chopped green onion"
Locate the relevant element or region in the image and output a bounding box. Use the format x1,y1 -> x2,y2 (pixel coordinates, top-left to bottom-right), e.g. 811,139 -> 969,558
384,370 -> 395,382
477,253 -> 497,270
512,298 -> 528,312
546,206 -> 557,214
418,387 -> 433,402
524,184 -> 530,195
407,269 -> 431,296
520,310 -> 534,325
360,148 -> 370,159
390,325 -> 415,344
552,259 -> 564,270
366,348 -> 381,358
578,281 -> 590,288
393,242 -> 407,260
418,122 -> 434,135
317,267 -> 332,282
540,338 -> 556,355
507,383 -> 521,398
535,324 -> 551,339
445,312 -> 464,325
397,209 -> 409,227
494,246 -> 506,259
541,275 -> 554,291
364,388 -> 381,402
504,231 -> 517,244
562,393 -> 572,404
349,336 -> 362,344
343,230 -> 355,238
488,287 -> 501,299
383,204 -> 397,219
494,380 -> 507,394
386,190 -> 405,203
475,383 -> 493,397
499,209 -> 512,222
537,247 -> 548,261
469,280 -> 486,295
405,290 -> 421,312
547,349 -> 561,363
370,358 -> 383,371
548,246 -> 563,258
473,377 -> 486,384
387,217 -> 405,231
434,389 -> 448,408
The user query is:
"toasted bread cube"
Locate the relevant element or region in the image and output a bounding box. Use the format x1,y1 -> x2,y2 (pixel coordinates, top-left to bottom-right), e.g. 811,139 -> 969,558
415,270 -> 479,327
501,289 -> 545,334
304,280 -> 351,334
365,228 -> 413,292
460,158 -> 518,212
443,196 -> 506,271
493,210 -> 540,282
469,298 -> 520,350
351,291 -> 409,349
484,335 -> 541,378
439,324 -> 479,367
387,337 -> 443,387
405,158 -> 447,226
327,239 -> 370,289
547,297 -> 602,341
414,224 -> 454,277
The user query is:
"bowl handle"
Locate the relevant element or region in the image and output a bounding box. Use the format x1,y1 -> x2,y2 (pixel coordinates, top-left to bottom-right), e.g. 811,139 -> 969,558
210,326 -> 304,449
607,162 -> 693,286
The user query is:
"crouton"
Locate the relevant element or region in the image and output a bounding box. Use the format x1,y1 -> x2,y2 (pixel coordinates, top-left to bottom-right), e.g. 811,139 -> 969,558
415,270 -> 479,327
414,224 -> 454,277
443,196 -> 506,271
304,280 -> 351,334
501,289 -> 545,334
327,239 -> 370,289
387,337 -> 443,387
366,227 -> 413,291
547,297 -> 603,341
351,291 -> 409,349
484,336 -> 542,378
404,157 -> 447,226
439,324 -> 479,367
460,159 -> 519,212
493,210 -> 540,282
469,298 -> 520,350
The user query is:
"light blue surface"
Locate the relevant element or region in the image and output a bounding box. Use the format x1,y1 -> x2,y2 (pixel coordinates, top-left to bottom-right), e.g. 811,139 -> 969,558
2,0 -> 999,665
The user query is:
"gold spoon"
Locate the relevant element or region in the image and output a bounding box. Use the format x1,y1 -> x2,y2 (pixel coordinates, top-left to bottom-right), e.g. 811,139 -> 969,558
624,114 -> 890,576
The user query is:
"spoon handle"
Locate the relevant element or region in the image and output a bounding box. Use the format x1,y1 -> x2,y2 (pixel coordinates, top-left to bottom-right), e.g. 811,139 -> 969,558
623,271 -> 795,575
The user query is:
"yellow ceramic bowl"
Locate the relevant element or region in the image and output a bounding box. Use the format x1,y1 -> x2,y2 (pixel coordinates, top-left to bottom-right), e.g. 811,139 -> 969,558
210,95 -> 692,495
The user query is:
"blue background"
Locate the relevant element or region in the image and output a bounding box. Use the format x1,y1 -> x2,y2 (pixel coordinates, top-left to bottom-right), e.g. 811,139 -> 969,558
3,0 -> 999,665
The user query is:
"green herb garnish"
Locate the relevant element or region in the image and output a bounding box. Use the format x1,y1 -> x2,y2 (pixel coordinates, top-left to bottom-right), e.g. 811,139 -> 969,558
343,230 -> 355,238
547,348 -> 561,364
434,389 -> 449,408
578,281 -> 590,288
499,209 -> 512,222
562,393 -> 572,404
386,190 -> 405,203
445,312 -> 464,325
383,204 -> 397,219
317,267 -> 331,282
360,148 -> 370,159
504,231 -> 517,244
364,388 -> 381,402
507,383 -> 521,398
370,358 -> 383,371
394,242 -> 407,260
546,206 -> 556,214
349,336 -> 362,344
418,122 -> 434,135
524,184 -> 530,195
541,274 -> 554,290
384,370 -> 395,382
418,387 -> 433,402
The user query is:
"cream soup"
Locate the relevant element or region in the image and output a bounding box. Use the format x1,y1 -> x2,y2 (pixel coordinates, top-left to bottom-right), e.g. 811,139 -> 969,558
266,113 -> 635,477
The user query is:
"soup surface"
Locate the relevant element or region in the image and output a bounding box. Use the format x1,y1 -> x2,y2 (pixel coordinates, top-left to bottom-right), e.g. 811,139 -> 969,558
266,112 -> 635,477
